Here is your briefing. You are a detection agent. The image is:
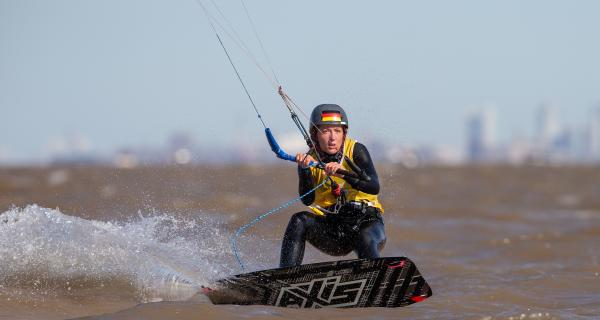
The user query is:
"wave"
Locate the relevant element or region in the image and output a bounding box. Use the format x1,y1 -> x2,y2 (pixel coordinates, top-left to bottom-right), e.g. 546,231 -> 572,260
0,205 -> 260,304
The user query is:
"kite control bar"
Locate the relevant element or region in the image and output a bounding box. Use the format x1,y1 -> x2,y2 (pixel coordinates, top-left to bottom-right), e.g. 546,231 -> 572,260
265,128 -> 359,179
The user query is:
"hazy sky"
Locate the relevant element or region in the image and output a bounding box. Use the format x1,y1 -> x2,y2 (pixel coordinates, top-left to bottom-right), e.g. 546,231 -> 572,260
1,0 -> 599,162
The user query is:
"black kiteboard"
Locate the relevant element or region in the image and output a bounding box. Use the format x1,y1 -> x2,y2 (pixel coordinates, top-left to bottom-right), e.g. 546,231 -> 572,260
202,257 -> 432,308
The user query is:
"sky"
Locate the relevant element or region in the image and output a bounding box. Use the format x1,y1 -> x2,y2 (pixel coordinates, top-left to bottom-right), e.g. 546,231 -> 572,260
1,0 -> 599,163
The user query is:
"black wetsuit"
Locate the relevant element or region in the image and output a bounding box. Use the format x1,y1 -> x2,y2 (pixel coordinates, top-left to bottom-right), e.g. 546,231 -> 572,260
279,142 -> 386,268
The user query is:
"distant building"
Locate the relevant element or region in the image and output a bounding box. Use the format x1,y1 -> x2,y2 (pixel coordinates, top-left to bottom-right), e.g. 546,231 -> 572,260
46,133 -> 105,165
466,107 -> 496,163
505,135 -> 532,165
532,103 -> 563,163
0,145 -> 10,165
587,106 -> 600,161
167,132 -> 197,165
418,145 -> 464,166
382,144 -> 420,168
536,103 -> 560,149
113,150 -> 139,169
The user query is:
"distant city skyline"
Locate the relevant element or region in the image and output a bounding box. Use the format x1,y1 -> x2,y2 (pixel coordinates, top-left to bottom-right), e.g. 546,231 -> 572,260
3,102 -> 597,167
465,103 -> 600,165
2,1 -> 599,163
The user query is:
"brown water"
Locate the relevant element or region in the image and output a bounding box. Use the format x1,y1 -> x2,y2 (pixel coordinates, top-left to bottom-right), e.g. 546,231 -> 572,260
0,165 -> 599,319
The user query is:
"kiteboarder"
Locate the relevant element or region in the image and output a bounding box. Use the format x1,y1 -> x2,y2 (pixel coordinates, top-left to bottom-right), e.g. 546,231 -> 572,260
280,104 -> 386,267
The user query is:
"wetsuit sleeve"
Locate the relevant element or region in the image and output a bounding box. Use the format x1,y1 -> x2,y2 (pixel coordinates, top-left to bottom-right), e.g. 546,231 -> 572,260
342,143 -> 380,195
298,166 -> 315,205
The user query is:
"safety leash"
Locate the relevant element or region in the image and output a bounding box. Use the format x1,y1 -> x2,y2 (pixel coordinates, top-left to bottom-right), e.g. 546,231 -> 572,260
231,179 -> 327,271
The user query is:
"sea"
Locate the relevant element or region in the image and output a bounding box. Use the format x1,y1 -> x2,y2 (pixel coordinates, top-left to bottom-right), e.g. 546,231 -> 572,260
0,165 -> 598,319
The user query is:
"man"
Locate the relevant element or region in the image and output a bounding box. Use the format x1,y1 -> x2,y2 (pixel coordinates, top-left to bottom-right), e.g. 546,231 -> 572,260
280,104 -> 386,268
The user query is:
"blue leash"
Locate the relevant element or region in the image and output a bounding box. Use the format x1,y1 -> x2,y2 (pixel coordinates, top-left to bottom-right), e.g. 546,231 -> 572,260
231,179 -> 327,271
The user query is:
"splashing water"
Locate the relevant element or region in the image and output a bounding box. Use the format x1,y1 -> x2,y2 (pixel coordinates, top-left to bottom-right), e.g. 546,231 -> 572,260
0,205 -> 247,306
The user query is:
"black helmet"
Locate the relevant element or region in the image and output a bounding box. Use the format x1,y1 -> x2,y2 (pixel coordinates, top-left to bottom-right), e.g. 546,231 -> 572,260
309,104 -> 348,128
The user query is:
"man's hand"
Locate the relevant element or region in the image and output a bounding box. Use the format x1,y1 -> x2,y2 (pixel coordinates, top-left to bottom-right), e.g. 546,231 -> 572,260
296,153 -> 316,169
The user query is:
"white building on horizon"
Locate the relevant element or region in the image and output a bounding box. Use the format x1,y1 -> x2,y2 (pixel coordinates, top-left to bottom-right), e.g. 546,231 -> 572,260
535,103 -> 560,151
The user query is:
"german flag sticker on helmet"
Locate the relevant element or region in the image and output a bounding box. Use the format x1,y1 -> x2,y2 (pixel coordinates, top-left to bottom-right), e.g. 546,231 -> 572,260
321,111 -> 342,123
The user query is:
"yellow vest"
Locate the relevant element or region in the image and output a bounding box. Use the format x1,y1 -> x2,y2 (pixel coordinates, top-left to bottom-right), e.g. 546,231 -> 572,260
308,137 -> 384,214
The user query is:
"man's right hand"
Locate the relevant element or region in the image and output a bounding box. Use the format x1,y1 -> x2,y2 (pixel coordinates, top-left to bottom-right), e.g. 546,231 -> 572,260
296,153 -> 316,169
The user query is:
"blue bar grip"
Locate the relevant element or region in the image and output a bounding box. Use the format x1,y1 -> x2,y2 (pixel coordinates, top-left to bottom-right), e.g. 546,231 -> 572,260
265,128 -> 296,162
265,128 -> 359,178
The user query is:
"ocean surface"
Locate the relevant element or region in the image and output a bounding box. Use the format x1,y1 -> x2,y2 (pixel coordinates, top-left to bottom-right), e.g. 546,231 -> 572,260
0,165 -> 598,319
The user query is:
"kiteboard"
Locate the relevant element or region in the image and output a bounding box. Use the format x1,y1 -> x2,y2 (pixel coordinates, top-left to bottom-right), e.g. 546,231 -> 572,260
202,257 -> 432,308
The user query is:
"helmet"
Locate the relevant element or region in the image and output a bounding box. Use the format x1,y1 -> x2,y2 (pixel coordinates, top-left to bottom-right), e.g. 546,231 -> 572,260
309,104 -> 348,128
